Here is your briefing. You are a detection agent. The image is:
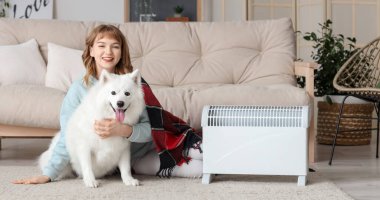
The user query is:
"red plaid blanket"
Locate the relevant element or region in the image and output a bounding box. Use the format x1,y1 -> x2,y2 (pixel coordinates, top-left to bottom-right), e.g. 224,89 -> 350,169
141,78 -> 202,177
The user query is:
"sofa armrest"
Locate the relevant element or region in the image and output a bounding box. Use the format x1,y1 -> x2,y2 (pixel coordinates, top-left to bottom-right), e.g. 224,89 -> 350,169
294,61 -> 318,163
294,61 -> 318,98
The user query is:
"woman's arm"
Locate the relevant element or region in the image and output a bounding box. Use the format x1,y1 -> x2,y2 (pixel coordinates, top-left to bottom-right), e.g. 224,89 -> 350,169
43,82 -> 85,180
94,107 -> 152,142
129,108 -> 152,143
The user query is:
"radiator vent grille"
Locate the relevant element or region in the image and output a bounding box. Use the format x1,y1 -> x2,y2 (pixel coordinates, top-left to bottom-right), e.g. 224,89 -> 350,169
203,105 -> 308,128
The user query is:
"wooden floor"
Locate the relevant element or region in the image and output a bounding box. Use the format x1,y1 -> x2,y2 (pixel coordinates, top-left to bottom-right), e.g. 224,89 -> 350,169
313,133 -> 380,200
0,134 -> 379,200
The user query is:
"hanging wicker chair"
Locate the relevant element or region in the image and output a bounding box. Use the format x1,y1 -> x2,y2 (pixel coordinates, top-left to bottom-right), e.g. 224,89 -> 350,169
329,36 -> 380,165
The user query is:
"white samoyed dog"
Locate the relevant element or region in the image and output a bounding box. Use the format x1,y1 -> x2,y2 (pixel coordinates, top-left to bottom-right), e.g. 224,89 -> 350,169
39,69 -> 144,188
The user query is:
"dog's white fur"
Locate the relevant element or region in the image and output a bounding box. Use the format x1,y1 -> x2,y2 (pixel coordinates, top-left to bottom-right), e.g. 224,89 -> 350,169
39,70 -> 144,188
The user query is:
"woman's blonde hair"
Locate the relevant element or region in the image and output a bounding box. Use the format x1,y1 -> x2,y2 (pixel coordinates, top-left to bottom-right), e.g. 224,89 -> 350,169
82,24 -> 133,86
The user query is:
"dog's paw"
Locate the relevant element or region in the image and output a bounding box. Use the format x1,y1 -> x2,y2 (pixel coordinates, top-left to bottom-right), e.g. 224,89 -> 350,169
83,178 -> 99,188
123,178 -> 139,186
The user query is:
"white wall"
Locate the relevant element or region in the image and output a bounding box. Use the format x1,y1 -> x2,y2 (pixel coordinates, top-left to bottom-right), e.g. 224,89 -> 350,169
204,0 -> 246,22
54,0 -> 125,23
200,0 -> 212,21
224,0 -> 246,21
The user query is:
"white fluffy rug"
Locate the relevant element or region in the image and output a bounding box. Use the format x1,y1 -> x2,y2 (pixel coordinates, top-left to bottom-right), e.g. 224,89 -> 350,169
0,166 -> 353,200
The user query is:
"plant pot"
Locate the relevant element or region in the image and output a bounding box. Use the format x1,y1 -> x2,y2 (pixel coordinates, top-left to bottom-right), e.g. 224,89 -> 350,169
316,97 -> 374,145
174,13 -> 182,18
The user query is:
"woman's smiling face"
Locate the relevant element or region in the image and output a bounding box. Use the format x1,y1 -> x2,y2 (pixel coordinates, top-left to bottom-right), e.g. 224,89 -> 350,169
90,35 -> 122,78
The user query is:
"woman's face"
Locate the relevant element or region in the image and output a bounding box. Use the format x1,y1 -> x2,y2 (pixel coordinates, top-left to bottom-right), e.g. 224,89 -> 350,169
90,35 -> 122,78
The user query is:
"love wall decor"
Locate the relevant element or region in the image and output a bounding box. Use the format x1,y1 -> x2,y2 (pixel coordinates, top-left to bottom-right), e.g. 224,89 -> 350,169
7,0 -> 52,19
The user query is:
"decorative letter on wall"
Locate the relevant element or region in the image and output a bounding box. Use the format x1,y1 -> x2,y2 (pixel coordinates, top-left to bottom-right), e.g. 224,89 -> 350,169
8,0 -> 53,19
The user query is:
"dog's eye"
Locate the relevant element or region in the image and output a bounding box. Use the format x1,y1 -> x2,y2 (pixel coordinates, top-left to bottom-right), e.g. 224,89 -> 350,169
111,91 -> 116,95
125,92 -> 130,96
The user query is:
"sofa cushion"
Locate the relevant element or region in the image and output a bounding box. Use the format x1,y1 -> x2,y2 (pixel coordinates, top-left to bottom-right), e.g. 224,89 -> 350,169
45,43 -> 86,92
151,83 -> 309,129
0,18 -> 296,88
0,18 -> 90,62
0,85 -> 65,129
123,18 -> 296,87
0,39 -> 46,86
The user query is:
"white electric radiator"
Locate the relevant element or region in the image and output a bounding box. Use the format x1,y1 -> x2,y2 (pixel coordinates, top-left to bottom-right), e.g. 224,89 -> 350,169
201,105 -> 310,186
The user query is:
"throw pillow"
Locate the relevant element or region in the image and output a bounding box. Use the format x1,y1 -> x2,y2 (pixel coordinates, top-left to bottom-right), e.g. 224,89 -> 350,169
45,43 -> 86,92
0,39 -> 46,85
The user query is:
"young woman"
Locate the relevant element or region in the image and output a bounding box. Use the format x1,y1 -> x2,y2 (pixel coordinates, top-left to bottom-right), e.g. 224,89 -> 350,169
13,24 -> 202,184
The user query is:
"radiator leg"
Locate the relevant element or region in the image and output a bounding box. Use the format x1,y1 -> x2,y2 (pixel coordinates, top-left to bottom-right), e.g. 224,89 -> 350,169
297,175 -> 307,186
202,173 -> 213,184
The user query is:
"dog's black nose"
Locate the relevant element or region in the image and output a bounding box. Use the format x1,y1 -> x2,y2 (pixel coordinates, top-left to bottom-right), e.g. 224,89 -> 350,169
117,101 -> 124,108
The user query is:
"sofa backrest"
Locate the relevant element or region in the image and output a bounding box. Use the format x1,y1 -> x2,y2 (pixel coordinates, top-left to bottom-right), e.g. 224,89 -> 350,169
0,18 -> 296,87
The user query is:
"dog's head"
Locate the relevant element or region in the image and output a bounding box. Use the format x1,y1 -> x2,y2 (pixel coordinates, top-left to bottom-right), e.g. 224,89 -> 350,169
96,69 -> 144,124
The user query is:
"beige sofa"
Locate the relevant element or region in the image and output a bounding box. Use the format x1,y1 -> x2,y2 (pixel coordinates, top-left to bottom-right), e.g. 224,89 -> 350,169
0,18 -> 316,161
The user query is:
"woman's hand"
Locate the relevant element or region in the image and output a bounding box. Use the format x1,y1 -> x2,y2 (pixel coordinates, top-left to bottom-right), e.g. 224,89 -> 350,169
12,175 -> 51,184
94,119 -> 133,139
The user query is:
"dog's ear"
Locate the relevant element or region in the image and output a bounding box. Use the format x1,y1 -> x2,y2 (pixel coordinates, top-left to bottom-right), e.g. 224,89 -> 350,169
99,70 -> 112,85
129,69 -> 141,86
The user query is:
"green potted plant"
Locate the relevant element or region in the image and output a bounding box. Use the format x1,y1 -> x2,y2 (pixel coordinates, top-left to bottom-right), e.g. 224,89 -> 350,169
303,20 -> 374,145
173,5 -> 184,17
0,0 -> 10,18
303,19 -> 358,102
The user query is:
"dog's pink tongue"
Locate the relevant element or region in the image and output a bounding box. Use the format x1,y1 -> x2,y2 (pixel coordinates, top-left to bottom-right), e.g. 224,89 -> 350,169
116,109 -> 125,122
